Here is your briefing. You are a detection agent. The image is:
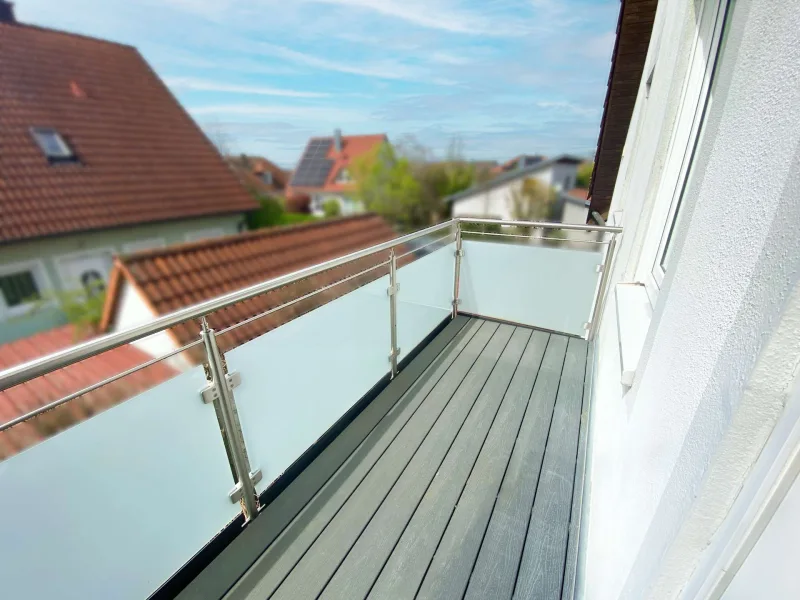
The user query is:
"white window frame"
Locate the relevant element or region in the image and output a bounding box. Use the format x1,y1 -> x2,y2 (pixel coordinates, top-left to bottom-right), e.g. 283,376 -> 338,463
636,0 -> 728,304
184,228 -> 225,243
121,238 -> 166,254
0,259 -> 55,319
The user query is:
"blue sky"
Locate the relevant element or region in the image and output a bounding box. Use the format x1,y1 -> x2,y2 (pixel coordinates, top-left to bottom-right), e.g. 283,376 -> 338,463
17,0 -> 619,167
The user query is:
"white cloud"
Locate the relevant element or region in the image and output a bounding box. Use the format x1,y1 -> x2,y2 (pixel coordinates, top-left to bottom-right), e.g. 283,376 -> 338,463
536,101 -> 600,118
164,76 -> 329,98
302,0 -> 528,36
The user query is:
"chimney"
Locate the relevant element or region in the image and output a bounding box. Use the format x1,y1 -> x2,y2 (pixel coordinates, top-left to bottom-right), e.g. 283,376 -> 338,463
0,1 -> 15,23
333,128 -> 343,153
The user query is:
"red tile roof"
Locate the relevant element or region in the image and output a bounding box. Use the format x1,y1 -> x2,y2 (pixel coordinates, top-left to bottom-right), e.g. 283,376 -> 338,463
288,134 -> 386,196
0,325 -> 176,458
227,155 -> 289,198
101,214 -> 401,351
0,21 -> 257,243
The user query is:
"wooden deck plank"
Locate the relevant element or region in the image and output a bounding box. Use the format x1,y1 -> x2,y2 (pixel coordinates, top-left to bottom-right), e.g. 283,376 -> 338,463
323,327 -> 533,600
264,322 -> 514,599
181,316 -> 470,600
464,334 -> 569,600
513,337 -> 588,600
224,317 -> 490,600
414,330 -> 550,600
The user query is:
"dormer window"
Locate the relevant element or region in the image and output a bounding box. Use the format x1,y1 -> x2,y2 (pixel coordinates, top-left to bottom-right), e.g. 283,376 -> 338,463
260,171 -> 273,185
30,128 -> 78,163
335,168 -> 352,183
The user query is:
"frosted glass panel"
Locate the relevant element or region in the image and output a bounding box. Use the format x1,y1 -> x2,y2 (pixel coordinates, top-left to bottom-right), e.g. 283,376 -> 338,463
396,243 -> 455,360
459,240 -> 602,336
0,366 -> 240,600
228,276 -> 391,493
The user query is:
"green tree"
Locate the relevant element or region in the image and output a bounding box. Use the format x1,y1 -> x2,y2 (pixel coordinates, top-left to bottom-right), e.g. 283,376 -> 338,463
245,193 -> 316,230
322,198 -> 341,218
352,142 -> 423,228
576,161 -> 594,188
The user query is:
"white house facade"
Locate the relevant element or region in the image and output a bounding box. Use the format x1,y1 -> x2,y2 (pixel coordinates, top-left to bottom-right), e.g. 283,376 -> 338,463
447,155 -> 583,222
581,0 -> 800,598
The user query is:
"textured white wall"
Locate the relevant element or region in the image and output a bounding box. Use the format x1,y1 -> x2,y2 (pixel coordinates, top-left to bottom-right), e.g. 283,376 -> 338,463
114,282 -> 191,371
584,1 -> 800,599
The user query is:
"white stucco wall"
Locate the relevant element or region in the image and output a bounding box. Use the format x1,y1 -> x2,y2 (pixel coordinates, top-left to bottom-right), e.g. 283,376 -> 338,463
583,2 -> 800,600
113,282 -> 191,371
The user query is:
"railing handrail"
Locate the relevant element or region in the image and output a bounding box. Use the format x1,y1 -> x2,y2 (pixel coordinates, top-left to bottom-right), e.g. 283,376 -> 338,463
459,217 -> 623,234
0,217 -> 619,393
0,220 -> 454,391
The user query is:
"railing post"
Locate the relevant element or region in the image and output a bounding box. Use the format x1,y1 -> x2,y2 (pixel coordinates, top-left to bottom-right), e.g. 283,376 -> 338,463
387,249 -> 400,378
587,233 -> 618,341
452,221 -> 463,319
199,317 -> 260,522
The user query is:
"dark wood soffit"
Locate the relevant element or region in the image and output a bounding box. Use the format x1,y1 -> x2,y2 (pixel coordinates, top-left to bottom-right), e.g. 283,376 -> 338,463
587,0 -> 658,222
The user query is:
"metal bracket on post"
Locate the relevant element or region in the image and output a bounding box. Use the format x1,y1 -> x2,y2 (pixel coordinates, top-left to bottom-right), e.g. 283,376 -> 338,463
452,222 -> 463,319
388,249 -> 400,378
200,371 -> 242,404
199,317 -> 260,522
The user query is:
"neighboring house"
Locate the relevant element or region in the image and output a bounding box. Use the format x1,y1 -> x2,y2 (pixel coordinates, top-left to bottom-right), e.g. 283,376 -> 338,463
490,154 -> 546,175
0,8 -> 257,344
446,155 -> 584,221
287,130 -> 387,217
100,214 -> 399,365
0,324 -> 175,459
227,155 -> 289,199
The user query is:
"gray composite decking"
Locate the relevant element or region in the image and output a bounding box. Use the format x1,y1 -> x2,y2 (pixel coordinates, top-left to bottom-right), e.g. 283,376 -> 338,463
180,316 -> 589,600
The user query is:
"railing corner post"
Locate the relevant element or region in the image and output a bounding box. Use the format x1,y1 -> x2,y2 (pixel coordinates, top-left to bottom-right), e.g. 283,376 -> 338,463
588,232 -> 618,341
387,249 -> 400,378
452,221 -> 463,319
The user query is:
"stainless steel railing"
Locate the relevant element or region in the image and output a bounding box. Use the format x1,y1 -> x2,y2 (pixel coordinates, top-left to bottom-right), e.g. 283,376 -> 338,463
0,216 -> 620,521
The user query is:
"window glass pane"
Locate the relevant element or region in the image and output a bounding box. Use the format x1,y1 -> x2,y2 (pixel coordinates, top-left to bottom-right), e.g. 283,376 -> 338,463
0,271 -> 40,307
31,129 -> 73,159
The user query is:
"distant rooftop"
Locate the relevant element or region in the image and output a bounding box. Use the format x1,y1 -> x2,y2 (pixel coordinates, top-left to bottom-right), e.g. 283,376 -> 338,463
288,131 -> 386,196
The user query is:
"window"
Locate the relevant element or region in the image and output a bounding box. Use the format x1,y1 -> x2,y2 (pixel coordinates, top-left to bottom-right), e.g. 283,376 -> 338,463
636,0 -> 729,303
563,175 -> 573,191
260,171 -> 273,185
0,271 -> 40,308
335,168 -> 352,183
30,128 -> 77,162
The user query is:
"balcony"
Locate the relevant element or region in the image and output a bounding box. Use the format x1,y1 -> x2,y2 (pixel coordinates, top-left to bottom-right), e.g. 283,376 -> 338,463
0,217 -> 620,600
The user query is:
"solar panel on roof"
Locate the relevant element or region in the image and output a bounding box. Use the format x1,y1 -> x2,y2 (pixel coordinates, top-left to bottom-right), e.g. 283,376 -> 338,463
291,138 -> 334,187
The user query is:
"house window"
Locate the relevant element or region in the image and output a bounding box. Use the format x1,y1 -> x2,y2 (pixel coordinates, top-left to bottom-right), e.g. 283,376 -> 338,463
335,168 -> 352,183
260,171 -> 273,185
636,0 -> 728,303
30,128 -> 77,162
0,271 -> 40,308
563,175 -> 572,191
